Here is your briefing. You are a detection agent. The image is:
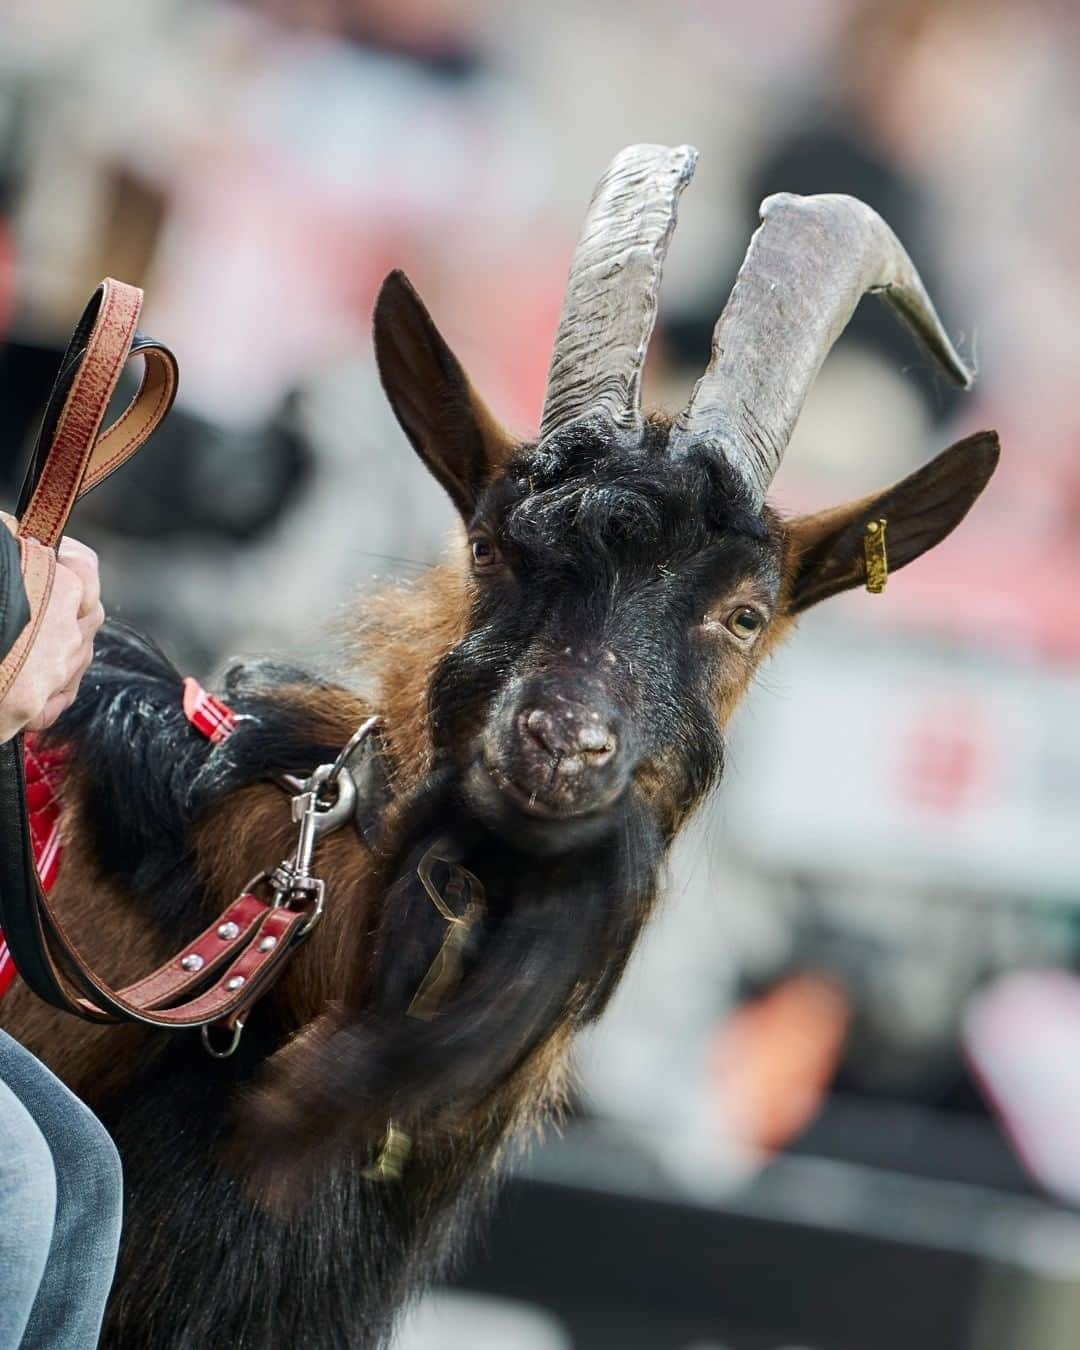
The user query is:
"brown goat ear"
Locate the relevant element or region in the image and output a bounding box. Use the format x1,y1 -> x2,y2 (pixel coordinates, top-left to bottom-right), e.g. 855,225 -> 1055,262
785,430 -> 999,613
374,270 -> 517,518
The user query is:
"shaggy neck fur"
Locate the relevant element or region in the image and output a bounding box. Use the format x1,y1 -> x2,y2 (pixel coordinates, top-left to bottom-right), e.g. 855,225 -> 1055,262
26,570 -> 670,1348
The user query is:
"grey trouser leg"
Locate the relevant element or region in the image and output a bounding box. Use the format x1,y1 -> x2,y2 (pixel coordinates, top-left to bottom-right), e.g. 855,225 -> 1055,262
0,1065 -> 56,1348
0,1030 -> 122,1350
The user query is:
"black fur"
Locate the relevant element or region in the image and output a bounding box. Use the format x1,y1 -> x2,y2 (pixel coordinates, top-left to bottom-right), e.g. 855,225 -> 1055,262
47,622 -> 668,1349
100,1010 -> 506,1350
47,624 -> 348,939
11,250 -> 999,1349
50,629 -> 502,1348
243,768 -> 663,1184
38,428 -> 774,1349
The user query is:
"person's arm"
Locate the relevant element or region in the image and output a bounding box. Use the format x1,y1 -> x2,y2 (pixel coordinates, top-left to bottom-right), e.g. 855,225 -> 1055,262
0,515 -> 103,743
0,524 -> 30,665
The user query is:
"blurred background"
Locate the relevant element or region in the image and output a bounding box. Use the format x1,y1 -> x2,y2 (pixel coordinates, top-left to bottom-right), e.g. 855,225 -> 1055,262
2,1 -> 1079,1346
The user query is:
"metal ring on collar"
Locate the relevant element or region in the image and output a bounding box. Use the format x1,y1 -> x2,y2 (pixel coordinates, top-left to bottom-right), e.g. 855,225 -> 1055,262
201,1018 -> 245,1059
325,715 -> 380,790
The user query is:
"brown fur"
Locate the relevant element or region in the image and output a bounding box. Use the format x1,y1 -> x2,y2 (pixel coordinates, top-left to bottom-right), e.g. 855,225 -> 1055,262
4,429 -> 1000,1118
0,395 -> 998,1350
4,555 -> 563,1122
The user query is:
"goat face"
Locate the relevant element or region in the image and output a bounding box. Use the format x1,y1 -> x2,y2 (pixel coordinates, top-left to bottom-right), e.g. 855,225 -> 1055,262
374,271 -> 999,853
431,429 -> 776,848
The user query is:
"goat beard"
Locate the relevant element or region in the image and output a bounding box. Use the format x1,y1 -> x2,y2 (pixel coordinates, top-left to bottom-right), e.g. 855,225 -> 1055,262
233,765 -> 663,1210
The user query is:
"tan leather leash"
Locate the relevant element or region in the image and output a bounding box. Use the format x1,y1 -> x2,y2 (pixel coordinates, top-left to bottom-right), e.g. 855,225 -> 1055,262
0,280 -> 359,1049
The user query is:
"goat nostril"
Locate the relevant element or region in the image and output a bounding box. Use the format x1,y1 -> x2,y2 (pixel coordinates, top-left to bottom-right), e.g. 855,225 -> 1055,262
576,723 -> 616,761
524,708 -> 559,756
522,708 -> 617,766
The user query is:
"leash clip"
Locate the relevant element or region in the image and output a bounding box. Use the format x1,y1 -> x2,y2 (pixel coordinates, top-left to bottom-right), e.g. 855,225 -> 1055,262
290,762 -> 358,872
267,761 -> 358,936
264,717 -> 379,935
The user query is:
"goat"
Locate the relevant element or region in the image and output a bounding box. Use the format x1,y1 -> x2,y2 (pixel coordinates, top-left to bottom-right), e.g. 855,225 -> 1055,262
1,145 -> 998,1350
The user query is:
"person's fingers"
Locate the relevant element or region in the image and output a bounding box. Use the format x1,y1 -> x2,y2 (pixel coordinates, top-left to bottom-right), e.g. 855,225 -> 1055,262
0,539 -> 102,737
26,678 -> 83,731
57,536 -> 100,619
55,622 -> 95,689
76,599 -> 105,644
46,563 -> 96,680
47,561 -> 84,630
68,629 -> 95,683
25,631 -> 94,732
25,687 -> 77,732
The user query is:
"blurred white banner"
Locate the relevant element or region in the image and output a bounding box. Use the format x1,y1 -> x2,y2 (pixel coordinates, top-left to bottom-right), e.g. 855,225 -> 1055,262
726,629 -> 1080,901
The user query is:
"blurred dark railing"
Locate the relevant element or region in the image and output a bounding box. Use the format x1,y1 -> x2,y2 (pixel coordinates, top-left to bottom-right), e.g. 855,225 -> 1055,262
454,1121 -> 1080,1350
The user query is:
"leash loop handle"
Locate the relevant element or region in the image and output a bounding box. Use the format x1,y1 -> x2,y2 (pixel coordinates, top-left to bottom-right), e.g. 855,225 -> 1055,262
17,279 -> 178,544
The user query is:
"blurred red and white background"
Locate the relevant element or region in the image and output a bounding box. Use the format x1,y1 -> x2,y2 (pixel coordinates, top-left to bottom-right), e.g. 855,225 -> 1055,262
2,3 -> 1079,1346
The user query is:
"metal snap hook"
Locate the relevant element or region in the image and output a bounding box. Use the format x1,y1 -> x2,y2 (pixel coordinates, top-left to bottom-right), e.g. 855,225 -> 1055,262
285,766 -> 358,895
307,762 -> 359,838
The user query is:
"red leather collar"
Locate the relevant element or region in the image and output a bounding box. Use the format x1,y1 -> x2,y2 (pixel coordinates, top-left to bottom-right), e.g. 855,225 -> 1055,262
0,680 -> 236,1003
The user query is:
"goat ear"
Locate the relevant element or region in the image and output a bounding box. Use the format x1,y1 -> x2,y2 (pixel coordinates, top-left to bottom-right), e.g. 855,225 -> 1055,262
374,270 -> 517,518
785,431 -> 999,614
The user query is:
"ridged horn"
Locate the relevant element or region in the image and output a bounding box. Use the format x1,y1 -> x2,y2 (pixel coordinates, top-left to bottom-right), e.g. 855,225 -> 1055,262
669,192 -> 974,505
538,143 -> 698,447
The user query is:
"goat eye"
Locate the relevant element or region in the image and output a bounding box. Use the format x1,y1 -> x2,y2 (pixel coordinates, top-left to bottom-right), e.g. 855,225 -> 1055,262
725,606 -> 764,640
470,537 -> 500,569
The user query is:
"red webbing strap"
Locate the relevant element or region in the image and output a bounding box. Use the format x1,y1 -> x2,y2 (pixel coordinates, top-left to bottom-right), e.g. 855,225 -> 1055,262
0,279 -> 309,1029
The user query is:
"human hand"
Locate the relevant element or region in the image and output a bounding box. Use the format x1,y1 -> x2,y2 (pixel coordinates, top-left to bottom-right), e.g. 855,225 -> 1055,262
0,515 -> 104,739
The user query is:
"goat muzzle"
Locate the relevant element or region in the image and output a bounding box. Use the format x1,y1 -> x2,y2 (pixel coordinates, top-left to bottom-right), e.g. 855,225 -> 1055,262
465,685 -> 630,843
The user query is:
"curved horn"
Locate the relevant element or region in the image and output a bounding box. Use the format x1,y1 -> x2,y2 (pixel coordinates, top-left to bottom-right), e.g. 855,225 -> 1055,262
669,193 -> 974,505
539,143 -> 698,447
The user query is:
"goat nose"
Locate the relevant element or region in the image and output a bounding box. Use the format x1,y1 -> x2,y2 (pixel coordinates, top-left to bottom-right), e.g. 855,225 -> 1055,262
523,707 -> 617,766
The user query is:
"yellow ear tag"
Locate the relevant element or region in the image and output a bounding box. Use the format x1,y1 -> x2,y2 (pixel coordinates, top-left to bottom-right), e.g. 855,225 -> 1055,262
864,518 -> 888,594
